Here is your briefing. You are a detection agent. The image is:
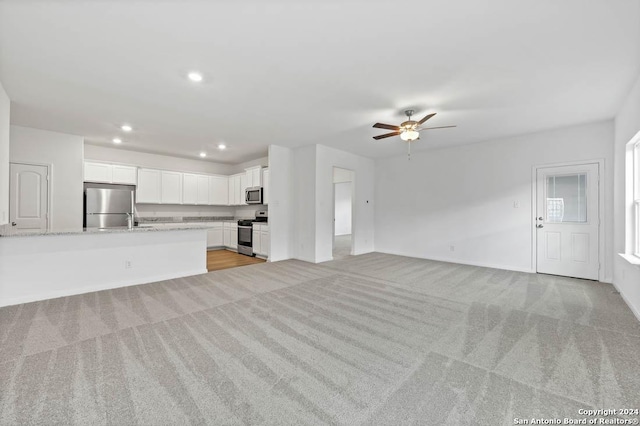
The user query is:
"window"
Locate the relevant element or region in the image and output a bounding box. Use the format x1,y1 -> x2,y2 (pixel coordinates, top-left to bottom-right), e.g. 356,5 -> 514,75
635,141 -> 640,257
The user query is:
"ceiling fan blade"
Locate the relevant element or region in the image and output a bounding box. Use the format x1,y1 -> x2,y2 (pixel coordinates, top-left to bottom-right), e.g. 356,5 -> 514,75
373,123 -> 400,131
373,131 -> 401,140
417,113 -> 437,125
421,125 -> 457,130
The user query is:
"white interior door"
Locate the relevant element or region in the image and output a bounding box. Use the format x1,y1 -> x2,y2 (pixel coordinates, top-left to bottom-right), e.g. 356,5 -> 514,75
9,163 -> 49,232
536,163 -> 599,280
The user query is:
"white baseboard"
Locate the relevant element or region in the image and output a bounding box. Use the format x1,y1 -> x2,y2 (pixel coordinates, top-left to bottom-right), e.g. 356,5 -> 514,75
0,268 -> 208,308
376,250 -> 535,274
611,280 -> 640,323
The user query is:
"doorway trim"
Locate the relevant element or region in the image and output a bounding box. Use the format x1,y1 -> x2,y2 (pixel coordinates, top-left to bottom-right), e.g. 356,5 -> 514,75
9,161 -> 53,231
331,166 -> 355,259
531,158 -> 605,282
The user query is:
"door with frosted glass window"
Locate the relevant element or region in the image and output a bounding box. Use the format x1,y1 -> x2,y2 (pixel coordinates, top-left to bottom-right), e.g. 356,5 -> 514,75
536,163 -> 599,280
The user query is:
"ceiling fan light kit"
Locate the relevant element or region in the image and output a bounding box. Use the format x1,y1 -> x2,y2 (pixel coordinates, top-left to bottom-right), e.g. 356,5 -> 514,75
400,129 -> 419,141
373,109 -> 456,159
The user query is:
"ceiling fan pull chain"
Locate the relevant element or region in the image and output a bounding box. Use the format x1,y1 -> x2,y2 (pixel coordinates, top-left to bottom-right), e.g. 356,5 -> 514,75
407,141 -> 411,160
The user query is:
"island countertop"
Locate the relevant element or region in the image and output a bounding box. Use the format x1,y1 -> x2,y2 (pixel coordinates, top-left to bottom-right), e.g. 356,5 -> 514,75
0,224 -> 209,238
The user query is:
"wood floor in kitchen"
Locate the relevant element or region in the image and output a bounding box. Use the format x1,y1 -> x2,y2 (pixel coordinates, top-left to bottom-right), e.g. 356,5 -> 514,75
206,249 -> 266,272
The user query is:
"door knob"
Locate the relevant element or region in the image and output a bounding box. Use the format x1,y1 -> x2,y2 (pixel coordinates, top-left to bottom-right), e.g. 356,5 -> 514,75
11,222 -> 16,226
538,217 -> 543,220
536,224 -> 544,228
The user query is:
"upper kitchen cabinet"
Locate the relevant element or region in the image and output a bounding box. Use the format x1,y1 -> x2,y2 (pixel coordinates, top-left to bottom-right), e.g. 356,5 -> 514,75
183,173 -> 211,205
245,166 -> 262,188
240,173 -> 248,205
84,162 -> 111,183
84,161 -> 137,185
228,173 -> 244,205
112,165 -> 137,184
136,168 -> 161,203
160,171 -> 182,204
182,173 -> 198,204
209,175 -> 228,205
196,175 -> 209,204
262,168 -> 269,205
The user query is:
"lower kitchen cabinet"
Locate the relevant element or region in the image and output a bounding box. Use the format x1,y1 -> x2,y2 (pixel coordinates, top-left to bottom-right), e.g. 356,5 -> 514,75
223,222 -> 237,249
253,223 -> 269,257
206,222 -> 224,248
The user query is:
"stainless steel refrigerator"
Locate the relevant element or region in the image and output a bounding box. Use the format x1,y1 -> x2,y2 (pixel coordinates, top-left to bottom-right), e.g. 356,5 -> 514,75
84,184 -> 135,229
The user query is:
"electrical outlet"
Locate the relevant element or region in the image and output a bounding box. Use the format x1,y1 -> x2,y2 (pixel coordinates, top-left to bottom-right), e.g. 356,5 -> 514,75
450,245 -> 455,252
124,260 -> 132,269
513,201 -> 520,208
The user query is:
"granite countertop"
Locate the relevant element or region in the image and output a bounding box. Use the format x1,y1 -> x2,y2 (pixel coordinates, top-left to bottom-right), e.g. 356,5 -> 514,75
136,216 -> 257,225
136,216 -> 236,224
0,225 -> 210,238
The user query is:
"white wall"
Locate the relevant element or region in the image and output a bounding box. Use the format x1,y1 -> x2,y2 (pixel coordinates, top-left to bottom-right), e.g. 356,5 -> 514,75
0,229 -> 207,307
316,145 -> 375,262
613,71 -> 640,320
84,144 -> 236,175
293,145 -> 318,262
0,81 -> 9,226
334,182 -> 352,235
232,156 -> 269,174
268,145 -> 295,262
10,125 -> 84,231
375,121 -> 614,277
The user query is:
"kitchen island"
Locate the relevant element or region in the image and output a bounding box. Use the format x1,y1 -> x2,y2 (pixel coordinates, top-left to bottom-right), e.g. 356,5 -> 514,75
0,226 -> 208,307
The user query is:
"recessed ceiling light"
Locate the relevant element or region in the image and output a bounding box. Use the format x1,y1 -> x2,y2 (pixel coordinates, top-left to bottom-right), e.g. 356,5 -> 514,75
112,138 -> 122,144
188,72 -> 203,82
121,124 -> 132,132
218,144 -> 226,150
199,152 -> 207,158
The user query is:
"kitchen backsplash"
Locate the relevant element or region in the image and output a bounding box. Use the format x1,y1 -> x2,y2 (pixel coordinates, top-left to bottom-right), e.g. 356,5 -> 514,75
134,204 -> 267,220
135,204 -> 234,218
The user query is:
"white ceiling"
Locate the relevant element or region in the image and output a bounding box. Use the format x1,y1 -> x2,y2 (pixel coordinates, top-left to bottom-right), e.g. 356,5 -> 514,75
1,0 -> 639,164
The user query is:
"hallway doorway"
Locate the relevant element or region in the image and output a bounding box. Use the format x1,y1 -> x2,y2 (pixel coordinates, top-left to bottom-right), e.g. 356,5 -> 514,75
333,167 -> 354,260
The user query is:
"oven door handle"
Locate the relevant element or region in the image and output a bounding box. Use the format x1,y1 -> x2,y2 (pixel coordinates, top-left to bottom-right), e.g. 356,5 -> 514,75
238,225 -> 252,229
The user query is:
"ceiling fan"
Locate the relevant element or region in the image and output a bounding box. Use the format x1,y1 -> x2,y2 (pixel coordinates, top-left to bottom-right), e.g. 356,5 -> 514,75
373,110 -> 456,141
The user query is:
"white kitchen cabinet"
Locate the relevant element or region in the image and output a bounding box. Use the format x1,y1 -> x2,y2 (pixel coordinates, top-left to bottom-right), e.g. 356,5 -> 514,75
227,173 -> 243,206
262,168 -> 269,205
111,165 -> 137,185
209,175 -> 228,205
253,223 -> 269,257
136,169 -> 162,203
260,227 -> 270,257
240,173 -> 248,205
160,171 -> 182,204
223,226 -> 231,246
206,222 -> 224,248
245,166 -> 262,188
231,226 -> 238,248
252,228 -> 260,255
85,162 -> 137,185
196,175 -> 209,204
182,173 -> 198,204
84,162 -> 113,183
228,176 -> 236,205
223,222 -> 238,249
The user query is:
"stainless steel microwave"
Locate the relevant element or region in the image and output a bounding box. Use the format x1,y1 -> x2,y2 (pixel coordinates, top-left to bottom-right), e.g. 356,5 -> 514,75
245,187 -> 263,204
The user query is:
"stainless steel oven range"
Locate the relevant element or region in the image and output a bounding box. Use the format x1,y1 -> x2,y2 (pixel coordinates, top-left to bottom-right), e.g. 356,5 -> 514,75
237,210 -> 268,256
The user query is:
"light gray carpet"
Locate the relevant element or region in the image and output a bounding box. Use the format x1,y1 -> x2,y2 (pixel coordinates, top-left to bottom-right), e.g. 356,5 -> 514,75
333,234 -> 351,260
1,253 -> 639,425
